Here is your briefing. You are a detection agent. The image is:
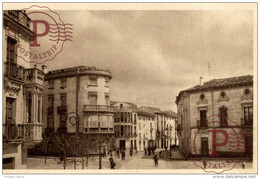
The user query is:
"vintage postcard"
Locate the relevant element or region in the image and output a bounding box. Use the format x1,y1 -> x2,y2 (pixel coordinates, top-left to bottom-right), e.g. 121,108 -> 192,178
2,2 -> 257,175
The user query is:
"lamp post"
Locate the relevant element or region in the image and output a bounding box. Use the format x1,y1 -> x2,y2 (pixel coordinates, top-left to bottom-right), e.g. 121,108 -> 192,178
64,112 -> 80,170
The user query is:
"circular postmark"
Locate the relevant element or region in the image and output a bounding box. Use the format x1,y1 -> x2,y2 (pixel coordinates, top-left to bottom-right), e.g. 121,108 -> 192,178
9,5 -> 73,64
187,115 -> 247,174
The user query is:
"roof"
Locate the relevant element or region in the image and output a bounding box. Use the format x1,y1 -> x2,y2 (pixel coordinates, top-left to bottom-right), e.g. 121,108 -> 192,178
45,66 -> 112,80
163,110 -> 177,118
176,75 -> 253,104
136,110 -> 155,117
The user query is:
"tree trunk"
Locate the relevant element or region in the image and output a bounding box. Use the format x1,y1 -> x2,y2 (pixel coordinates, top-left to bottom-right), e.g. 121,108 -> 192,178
64,150 -> 66,170
99,144 -> 102,169
86,155 -> 88,167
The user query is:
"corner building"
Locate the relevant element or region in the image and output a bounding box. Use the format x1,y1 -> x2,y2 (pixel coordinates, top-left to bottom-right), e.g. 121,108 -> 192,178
111,102 -> 138,152
176,75 -> 253,158
41,66 -> 114,154
3,10 -> 44,169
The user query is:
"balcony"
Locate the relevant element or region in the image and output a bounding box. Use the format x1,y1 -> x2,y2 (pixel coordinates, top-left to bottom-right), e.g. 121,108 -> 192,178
241,118 -> 253,127
197,120 -> 208,128
3,123 -> 42,143
82,105 -> 114,112
24,68 -> 44,86
24,123 -> 42,142
3,124 -> 24,143
57,105 -> 68,115
84,128 -> 114,134
4,62 -> 24,82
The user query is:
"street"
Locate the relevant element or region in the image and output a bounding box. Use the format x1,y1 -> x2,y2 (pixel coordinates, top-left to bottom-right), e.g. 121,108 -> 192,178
26,152 -> 253,170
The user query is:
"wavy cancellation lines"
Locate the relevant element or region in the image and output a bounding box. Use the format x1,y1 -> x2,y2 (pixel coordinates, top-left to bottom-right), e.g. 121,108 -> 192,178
49,23 -> 73,42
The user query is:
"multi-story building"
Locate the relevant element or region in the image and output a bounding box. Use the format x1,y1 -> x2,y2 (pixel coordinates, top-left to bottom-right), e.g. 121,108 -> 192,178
176,75 -> 253,158
164,111 -> 178,149
112,102 -> 138,152
139,107 -> 177,150
3,10 -> 44,169
136,110 -> 155,152
41,66 -> 114,154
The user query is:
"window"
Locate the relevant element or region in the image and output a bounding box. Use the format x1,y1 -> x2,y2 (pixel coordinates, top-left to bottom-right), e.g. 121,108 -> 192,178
120,104 -> 123,109
27,93 -> 32,123
105,94 -> 109,106
221,92 -> 226,97
6,37 -> 17,78
200,94 -> 205,100
7,37 -> 17,63
48,80 -> 54,90
120,112 -> 123,122
37,97 -> 41,123
244,106 -> 253,126
139,123 -> 141,130
60,93 -> 67,106
60,78 -> 67,89
121,126 -> 124,136
219,106 -> 228,127
244,89 -> 250,95
88,93 -> 97,105
105,77 -> 109,87
200,110 -> 207,127
89,76 -> 97,85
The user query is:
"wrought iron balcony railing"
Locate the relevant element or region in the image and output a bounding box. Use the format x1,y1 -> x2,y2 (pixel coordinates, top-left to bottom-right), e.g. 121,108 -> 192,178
24,68 -> 44,86
3,123 -> 42,142
4,61 -> 24,81
83,105 -> 114,112
57,105 -> 68,115
241,118 -> 253,126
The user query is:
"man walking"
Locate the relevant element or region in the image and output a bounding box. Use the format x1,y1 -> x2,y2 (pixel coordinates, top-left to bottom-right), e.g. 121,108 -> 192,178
153,154 -> 158,167
109,154 -> 115,169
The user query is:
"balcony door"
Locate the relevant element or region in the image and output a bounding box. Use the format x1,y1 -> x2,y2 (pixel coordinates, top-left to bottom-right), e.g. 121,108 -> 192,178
201,137 -> 209,156
244,106 -> 253,126
5,97 -> 16,139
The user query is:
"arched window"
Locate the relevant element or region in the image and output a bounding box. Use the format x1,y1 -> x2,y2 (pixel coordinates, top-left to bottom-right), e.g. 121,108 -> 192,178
219,106 -> 228,127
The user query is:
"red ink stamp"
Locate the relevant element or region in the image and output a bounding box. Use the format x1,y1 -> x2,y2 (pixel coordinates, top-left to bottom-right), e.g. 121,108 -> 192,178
8,5 -> 73,64
187,115 -> 251,174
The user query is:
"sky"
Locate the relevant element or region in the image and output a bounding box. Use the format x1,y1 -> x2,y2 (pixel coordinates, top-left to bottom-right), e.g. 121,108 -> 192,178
31,10 -> 254,112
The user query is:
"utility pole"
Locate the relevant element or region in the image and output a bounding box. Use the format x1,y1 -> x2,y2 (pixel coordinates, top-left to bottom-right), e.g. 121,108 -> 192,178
207,62 -> 211,80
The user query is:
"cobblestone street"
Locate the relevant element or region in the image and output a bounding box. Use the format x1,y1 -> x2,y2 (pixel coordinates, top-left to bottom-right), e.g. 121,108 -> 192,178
27,152 -> 253,171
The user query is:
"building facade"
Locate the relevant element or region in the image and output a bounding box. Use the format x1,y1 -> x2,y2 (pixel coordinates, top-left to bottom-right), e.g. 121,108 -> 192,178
139,107 -> 178,150
3,10 -> 44,169
112,102 -> 138,152
41,66 -> 114,154
176,75 -> 253,158
136,110 -> 156,152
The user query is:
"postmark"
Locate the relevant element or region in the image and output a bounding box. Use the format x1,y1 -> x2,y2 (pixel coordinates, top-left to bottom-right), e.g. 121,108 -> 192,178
8,5 -> 73,64
187,115 -> 252,174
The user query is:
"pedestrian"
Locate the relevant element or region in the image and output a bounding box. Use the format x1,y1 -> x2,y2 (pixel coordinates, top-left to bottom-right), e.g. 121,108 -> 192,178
116,149 -> 120,159
121,150 -> 125,160
130,148 -> 133,156
144,147 -> 147,155
109,154 -> 115,169
153,154 -> 158,167
203,159 -> 207,169
242,161 -> 246,169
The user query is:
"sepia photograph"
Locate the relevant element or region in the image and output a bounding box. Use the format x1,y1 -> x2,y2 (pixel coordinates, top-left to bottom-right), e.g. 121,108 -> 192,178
1,2 -> 257,175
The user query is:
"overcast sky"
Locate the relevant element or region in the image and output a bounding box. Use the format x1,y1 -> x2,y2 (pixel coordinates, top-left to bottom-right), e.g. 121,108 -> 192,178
33,10 -> 253,111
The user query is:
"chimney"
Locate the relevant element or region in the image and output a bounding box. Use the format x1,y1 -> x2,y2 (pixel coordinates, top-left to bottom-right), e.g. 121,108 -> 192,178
200,77 -> 204,86
42,65 -> 48,74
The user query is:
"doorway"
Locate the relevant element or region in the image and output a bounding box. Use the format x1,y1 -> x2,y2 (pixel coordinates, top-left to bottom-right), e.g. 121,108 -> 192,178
5,97 -> 16,139
3,157 -> 15,169
201,137 -> 209,156
120,140 -> 125,151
